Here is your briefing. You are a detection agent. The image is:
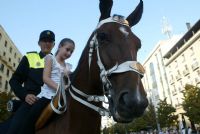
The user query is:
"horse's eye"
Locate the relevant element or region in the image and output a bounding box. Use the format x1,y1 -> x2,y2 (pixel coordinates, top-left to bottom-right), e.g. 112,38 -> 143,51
97,33 -> 107,42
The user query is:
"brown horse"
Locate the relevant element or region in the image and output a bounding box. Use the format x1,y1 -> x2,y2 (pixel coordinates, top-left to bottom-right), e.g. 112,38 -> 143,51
36,0 -> 148,134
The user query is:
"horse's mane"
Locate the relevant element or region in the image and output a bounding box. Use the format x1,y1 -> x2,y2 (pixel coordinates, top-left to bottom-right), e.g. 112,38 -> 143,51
70,32 -> 95,81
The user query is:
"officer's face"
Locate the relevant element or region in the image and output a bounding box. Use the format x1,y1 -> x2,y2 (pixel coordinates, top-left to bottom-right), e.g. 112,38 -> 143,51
39,39 -> 55,54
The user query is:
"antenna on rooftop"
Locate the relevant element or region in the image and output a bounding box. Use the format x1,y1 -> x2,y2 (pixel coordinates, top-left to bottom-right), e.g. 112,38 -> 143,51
161,16 -> 172,39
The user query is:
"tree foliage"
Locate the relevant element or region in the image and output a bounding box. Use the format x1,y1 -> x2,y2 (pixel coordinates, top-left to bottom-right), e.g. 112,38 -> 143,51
0,91 -> 13,122
144,100 -> 157,129
182,84 -> 200,124
157,98 -> 178,128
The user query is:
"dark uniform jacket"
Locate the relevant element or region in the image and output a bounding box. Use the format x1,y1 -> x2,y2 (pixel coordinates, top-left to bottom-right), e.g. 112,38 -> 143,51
9,51 -> 46,101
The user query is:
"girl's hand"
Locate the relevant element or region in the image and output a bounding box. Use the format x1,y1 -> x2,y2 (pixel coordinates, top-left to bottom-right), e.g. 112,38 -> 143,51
63,68 -> 71,76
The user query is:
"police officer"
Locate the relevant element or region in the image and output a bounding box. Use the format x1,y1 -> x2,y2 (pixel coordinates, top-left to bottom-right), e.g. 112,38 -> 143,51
6,30 -> 55,134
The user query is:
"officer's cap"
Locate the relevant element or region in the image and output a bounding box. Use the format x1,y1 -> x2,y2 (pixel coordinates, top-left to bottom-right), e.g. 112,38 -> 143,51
39,30 -> 55,41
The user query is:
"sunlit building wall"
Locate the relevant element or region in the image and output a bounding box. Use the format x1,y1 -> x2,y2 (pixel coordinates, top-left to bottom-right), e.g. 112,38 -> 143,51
0,25 -> 22,93
163,19 -> 200,115
142,35 -> 181,108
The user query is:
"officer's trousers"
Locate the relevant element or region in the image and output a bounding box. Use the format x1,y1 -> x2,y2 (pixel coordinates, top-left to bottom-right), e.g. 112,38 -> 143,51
6,97 -> 50,134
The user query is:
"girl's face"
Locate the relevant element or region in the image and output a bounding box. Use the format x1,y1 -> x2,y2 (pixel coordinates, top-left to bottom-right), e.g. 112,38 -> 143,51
58,42 -> 75,60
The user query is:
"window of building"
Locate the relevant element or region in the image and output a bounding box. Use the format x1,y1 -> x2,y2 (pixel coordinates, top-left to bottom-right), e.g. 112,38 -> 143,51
3,51 -> 6,56
0,76 -> 2,88
197,70 -> 200,77
190,47 -> 194,56
9,47 -> 12,53
174,60 -> 178,68
0,64 -> 4,72
6,69 -> 10,77
9,57 -> 11,62
176,98 -> 180,106
172,84 -> 177,95
178,86 -> 182,91
14,52 -> 17,58
177,70 -> 181,75
187,75 -> 193,84
5,41 -> 7,47
13,63 -> 16,67
149,62 -> 155,75
5,80 -> 8,90
170,75 -> 173,80
180,80 -> 183,87
0,33 -> 2,40
181,54 -> 185,63
149,62 -> 158,89
173,84 -> 176,92
185,65 -> 189,70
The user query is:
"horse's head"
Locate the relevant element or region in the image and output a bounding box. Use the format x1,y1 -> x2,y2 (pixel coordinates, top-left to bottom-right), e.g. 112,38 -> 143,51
70,0 -> 148,124
92,0 -> 148,123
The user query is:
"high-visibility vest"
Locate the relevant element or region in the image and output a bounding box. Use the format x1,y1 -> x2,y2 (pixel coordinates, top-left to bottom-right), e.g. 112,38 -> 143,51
26,52 -> 44,69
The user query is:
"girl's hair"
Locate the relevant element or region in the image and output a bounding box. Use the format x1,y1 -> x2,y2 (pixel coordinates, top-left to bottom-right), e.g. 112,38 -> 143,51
55,38 -> 75,55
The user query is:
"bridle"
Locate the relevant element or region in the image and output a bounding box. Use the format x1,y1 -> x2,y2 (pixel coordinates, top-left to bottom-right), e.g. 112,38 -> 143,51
68,15 -> 145,117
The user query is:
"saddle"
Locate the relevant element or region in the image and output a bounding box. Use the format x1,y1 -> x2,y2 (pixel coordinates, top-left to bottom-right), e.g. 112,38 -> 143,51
35,94 -> 59,130
35,73 -> 69,130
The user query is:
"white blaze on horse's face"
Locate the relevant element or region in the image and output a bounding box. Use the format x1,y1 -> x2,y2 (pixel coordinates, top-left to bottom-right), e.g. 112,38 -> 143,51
119,26 -> 129,37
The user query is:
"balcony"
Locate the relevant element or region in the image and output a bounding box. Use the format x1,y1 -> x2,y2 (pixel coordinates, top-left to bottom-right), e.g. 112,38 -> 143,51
175,74 -> 182,80
172,90 -> 177,96
1,55 -> 8,63
191,61 -> 199,71
195,77 -> 200,83
183,69 -> 189,76
169,79 -> 174,84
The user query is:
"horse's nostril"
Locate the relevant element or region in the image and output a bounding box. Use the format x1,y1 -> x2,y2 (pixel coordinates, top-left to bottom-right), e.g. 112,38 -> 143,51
119,91 -> 148,110
119,92 -> 133,108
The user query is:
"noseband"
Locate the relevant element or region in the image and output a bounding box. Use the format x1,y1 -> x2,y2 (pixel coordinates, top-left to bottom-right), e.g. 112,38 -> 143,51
69,15 -> 145,117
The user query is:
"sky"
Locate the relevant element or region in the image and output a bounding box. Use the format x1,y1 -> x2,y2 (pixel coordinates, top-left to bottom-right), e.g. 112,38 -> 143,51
0,0 -> 200,70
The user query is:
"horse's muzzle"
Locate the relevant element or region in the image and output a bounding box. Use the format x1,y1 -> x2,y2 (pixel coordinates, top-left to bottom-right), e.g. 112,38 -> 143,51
111,89 -> 148,123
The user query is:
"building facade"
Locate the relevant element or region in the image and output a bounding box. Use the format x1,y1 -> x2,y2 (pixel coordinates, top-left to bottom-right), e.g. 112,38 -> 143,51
142,35 -> 181,107
0,25 -> 22,93
164,19 -> 200,115
142,19 -> 200,129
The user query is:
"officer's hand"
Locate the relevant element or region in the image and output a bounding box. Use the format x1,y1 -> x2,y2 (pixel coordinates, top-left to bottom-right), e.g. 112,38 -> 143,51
25,94 -> 38,105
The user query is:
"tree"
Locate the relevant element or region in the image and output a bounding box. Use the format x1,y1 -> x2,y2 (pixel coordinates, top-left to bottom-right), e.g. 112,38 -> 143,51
103,101 -> 158,133
143,100 -> 157,129
124,101 -> 158,132
0,91 -> 13,122
157,98 -> 178,128
182,84 -> 200,124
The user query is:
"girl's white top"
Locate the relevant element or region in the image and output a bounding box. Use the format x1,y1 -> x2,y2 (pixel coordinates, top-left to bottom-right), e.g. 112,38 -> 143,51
37,54 -> 70,99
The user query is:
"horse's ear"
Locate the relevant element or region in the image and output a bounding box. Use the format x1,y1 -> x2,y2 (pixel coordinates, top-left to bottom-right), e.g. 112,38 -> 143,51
99,0 -> 113,21
126,0 -> 143,27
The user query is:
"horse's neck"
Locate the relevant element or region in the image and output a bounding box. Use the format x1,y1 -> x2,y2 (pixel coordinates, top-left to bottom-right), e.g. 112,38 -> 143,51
67,50 -> 102,134
67,98 -> 101,134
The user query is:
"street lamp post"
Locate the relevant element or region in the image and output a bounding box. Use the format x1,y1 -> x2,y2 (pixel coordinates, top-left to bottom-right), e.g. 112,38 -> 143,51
155,108 -> 161,133
150,88 -> 161,133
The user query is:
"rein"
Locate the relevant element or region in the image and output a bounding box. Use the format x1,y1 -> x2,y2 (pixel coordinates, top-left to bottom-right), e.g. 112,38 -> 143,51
69,15 -> 145,117
50,73 -> 69,114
